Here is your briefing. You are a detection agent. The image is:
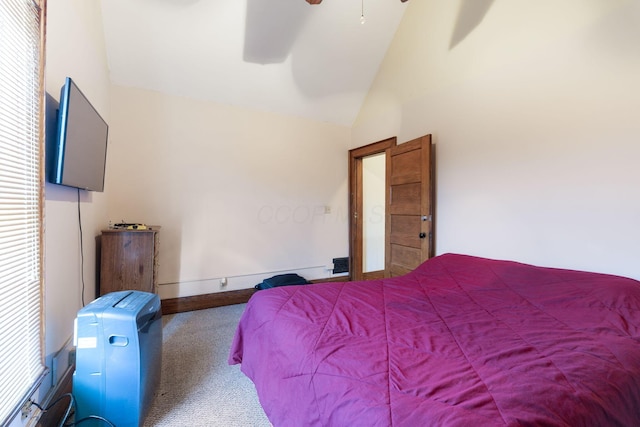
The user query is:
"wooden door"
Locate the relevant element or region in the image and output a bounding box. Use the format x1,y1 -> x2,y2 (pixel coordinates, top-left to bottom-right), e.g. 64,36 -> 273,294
385,134 -> 434,277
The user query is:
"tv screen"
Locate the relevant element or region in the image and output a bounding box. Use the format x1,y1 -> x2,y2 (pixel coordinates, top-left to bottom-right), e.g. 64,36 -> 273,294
50,77 -> 108,192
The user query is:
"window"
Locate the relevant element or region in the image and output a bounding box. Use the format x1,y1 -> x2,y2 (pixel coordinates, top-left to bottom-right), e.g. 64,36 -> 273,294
0,0 -> 46,425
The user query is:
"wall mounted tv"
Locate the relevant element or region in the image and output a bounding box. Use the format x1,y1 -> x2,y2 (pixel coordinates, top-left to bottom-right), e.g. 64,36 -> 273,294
49,77 -> 108,192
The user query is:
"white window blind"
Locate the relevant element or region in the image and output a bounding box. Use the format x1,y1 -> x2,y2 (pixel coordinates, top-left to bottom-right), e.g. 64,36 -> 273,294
0,0 -> 46,425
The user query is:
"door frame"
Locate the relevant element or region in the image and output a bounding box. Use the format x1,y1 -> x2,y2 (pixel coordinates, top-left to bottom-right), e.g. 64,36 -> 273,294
348,137 -> 396,281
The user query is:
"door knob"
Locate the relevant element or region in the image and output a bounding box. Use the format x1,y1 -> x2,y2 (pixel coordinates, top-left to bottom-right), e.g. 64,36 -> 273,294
419,232 -> 426,239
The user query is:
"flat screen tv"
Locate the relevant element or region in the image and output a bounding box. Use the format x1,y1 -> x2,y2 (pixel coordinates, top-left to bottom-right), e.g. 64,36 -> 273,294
50,77 -> 108,192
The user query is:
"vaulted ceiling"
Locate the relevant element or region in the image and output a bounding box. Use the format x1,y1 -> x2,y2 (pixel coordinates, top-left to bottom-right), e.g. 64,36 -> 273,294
99,0 -> 408,126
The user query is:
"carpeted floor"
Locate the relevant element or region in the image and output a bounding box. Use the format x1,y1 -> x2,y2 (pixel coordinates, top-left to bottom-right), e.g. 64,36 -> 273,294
144,304 -> 272,426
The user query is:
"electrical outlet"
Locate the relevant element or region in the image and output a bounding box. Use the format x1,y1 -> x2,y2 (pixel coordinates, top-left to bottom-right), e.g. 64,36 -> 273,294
68,347 -> 76,367
21,400 -> 32,420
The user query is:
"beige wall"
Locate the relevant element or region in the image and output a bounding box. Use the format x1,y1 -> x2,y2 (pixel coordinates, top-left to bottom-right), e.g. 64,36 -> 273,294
353,0 -> 640,279
106,86 -> 351,298
42,0 -> 111,402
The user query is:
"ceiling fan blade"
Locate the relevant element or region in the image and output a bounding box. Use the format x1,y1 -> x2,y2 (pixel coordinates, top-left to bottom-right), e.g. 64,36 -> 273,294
305,0 -> 407,3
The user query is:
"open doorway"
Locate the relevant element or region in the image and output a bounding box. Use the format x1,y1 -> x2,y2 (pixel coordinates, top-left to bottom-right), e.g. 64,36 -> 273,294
349,137 -> 396,281
362,153 -> 386,274
349,134 -> 435,280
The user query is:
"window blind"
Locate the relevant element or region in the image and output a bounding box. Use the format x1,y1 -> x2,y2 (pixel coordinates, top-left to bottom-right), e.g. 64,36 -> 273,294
0,0 -> 46,425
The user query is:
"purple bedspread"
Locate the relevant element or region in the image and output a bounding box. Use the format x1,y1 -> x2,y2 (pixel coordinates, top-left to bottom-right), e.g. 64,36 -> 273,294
229,254 -> 640,426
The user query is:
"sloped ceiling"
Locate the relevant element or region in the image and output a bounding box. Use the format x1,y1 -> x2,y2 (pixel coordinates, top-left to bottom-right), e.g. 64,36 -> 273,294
99,0 -> 408,126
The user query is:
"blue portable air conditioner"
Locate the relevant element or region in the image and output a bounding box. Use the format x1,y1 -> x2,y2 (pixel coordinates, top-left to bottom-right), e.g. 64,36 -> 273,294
73,291 -> 162,427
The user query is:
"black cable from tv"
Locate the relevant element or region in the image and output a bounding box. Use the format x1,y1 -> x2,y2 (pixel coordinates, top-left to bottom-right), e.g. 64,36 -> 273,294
77,188 -> 86,307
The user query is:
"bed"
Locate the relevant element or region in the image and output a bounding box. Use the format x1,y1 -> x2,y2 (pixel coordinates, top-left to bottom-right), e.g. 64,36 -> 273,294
228,253 -> 640,426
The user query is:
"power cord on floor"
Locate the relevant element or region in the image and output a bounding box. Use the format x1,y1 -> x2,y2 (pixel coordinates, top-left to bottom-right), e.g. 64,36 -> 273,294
72,415 -> 117,426
29,392 -> 73,427
28,392 -> 116,427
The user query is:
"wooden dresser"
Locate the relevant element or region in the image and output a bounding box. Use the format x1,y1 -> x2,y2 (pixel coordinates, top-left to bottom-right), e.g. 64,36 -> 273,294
99,227 -> 160,296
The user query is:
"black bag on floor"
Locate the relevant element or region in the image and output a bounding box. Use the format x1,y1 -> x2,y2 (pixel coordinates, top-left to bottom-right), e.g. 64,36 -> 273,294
255,273 -> 310,290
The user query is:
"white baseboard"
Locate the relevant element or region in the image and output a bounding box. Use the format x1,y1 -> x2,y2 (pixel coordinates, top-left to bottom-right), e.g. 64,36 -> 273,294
157,265 -> 347,299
